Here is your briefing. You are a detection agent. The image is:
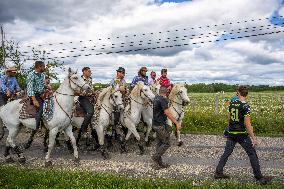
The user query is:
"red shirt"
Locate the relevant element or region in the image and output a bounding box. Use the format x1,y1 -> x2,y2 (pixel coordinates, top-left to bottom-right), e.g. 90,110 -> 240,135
158,76 -> 171,88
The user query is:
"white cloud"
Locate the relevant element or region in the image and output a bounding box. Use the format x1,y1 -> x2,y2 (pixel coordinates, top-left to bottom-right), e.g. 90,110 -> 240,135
2,0 -> 284,85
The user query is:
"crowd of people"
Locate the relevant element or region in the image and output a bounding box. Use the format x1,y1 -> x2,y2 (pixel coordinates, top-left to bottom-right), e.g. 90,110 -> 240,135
0,61 -> 272,185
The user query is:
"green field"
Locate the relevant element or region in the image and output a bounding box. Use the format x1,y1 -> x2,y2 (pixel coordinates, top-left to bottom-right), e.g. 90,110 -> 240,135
181,92 -> 284,137
0,165 -> 283,189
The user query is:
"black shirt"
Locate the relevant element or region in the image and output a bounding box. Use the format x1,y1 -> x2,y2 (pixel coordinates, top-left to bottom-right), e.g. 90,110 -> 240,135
228,99 -> 251,134
153,95 -> 169,126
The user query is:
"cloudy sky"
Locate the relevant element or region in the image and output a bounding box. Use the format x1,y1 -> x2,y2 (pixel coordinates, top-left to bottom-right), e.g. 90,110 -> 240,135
1,0 -> 284,85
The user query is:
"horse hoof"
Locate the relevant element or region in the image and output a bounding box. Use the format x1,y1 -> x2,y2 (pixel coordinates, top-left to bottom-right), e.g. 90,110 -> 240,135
5,156 -> 15,163
178,141 -> 183,146
74,158 -> 80,165
65,140 -> 73,152
19,156 -> 26,164
145,141 -> 151,147
138,145 -> 145,155
43,147 -> 48,153
102,152 -> 111,160
24,142 -> 32,149
120,147 -> 127,154
45,161 -> 52,167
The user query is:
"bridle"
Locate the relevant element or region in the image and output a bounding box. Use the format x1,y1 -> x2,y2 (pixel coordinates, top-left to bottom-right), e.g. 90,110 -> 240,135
52,73 -> 87,124
169,89 -> 187,122
100,89 -> 124,120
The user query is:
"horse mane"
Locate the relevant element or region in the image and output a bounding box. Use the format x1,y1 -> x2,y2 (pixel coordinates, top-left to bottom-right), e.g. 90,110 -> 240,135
97,86 -> 112,106
130,82 -> 143,99
169,83 -> 183,100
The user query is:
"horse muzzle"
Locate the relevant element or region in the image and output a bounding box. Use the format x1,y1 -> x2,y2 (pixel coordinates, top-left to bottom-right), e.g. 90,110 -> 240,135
116,104 -> 124,111
182,100 -> 189,106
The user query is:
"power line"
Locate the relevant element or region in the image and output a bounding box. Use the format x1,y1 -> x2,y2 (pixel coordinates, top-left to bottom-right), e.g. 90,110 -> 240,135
20,29 -> 284,61
20,23 -> 284,57
19,15 -> 283,49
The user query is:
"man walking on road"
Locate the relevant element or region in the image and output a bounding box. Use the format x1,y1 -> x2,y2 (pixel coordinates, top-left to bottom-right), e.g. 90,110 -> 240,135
215,85 -> 272,185
151,86 -> 181,169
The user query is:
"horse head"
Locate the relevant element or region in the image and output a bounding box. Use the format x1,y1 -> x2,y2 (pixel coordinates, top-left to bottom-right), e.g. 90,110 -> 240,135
67,67 -> 91,93
110,84 -> 124,111
136,81 -> 155,102
150,83 -> 160,96
170,83 -> 190,106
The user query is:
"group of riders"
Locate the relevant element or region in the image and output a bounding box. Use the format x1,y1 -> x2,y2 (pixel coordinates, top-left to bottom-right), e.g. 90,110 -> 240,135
0,61 -> 273,185
0,62 -> 171,137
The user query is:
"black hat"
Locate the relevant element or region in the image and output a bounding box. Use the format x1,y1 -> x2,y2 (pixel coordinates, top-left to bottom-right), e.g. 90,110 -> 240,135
116,67 -> 125,73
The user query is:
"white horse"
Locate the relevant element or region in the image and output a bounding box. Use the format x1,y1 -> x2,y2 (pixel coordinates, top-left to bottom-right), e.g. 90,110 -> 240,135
0,68 -> 89,166
71,85 -> 124,159
120,82 -> 155,154
167,83 -> 190,146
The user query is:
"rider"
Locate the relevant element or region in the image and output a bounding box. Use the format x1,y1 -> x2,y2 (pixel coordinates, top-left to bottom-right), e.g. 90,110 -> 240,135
0,66 -> 21,106
157,68 -> 171,92
78,67 -> 94,138
109,67 -> 127,137
130,66 -> 149,88
149,71 -> 158,86
24,61 -> 46,149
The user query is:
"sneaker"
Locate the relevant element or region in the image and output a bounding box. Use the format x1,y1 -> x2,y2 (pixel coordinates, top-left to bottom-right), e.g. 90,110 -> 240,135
257,176 -> 272,185
214,172 -> 230,179
151,156 -> 170,169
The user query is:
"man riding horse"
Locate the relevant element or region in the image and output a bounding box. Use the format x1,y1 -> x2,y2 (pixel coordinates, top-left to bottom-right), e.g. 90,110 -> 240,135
109,67 -> 128,138
77,67 -> 95,139
0,66 -> 21,106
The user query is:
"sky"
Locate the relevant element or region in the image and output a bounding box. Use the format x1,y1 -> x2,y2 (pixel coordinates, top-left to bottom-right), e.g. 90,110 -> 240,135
1,0 -> 284,85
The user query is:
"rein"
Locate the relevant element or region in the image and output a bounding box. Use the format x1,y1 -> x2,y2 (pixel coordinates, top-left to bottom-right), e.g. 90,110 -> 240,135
50,73 -> 86,124
169,91 -> 185,122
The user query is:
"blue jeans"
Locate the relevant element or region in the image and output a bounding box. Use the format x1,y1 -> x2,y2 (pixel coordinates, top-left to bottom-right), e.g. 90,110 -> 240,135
0,93 -> 8,106
34,94 -> 44,130
216,135 -> 263,179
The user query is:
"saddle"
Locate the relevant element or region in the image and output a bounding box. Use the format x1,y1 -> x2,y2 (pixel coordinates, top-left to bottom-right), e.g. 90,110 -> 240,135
19,97 -> 55,120
74,101 -> 85,117
73,90 -> 100,117
19,98 -> 37,119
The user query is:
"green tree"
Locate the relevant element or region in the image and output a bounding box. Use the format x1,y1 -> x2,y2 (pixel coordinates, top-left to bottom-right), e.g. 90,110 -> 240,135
2,39 -> 63,89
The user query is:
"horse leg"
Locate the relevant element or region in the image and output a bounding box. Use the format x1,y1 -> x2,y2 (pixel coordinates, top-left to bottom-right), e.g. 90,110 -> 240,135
45,127 -> 58,167
96,125 -> 110,160
55,132 -> 61,146
89,129 -> 100,151
125,121 -> 144,155
116,127 -> 126,153
176,120 -> 183,146
7,126 -> 25,163
64,125 -> 79,165
43,128 -> 49,152
176,129 -> 183,146
24,129 -> 37,149
144,119 -> 152,147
